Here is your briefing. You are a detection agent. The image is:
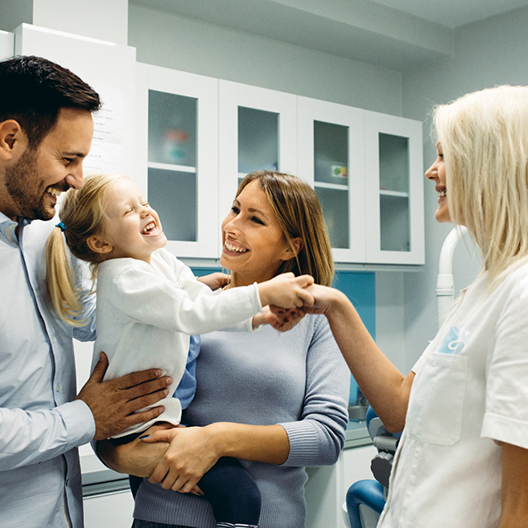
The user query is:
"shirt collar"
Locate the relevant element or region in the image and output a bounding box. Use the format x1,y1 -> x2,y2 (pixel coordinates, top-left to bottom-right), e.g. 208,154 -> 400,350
0,211 -> 32,248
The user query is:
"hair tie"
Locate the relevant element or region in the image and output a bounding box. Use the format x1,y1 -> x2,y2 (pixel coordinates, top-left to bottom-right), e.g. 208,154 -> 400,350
56,222 -> 66,232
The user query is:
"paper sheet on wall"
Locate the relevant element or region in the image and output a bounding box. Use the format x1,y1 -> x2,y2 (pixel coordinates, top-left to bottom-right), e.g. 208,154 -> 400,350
83,85 -> 125,175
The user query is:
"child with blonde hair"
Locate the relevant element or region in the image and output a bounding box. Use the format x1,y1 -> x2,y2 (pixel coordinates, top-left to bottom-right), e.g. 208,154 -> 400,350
45,172 -> 314,528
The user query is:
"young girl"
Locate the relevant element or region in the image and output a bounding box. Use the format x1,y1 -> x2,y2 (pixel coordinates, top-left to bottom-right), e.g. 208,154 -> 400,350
45,172 -> 314,528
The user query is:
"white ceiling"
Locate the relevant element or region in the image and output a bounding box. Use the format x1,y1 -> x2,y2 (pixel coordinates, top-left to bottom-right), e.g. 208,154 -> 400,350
371,0 -> 528,28
130,0 -> 528,70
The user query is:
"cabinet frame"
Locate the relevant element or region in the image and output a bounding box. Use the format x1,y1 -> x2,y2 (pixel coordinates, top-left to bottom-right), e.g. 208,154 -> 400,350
365,111 -> 424,264
218,80 -> 298,238
136,62 -> 220,259
297,97 -> 367,263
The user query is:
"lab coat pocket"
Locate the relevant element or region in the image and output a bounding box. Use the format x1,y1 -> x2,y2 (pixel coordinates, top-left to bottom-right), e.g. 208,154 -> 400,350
407,352 -> 468,446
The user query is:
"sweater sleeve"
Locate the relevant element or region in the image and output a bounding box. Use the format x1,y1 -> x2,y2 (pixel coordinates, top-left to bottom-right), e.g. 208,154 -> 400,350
279,316 -> 350,467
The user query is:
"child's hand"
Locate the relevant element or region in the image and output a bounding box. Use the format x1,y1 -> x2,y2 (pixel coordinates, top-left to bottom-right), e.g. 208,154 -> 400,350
197,272 -> 230,291
258,272 -> 314,309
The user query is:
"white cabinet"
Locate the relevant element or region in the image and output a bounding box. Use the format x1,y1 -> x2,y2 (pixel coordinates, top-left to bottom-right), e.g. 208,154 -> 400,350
83,489 -> 134,528
298,97 -> 366,263
365,111 -> 424,264
298,98 -> 424,265
218,80 -> 298,228
136,64 -> 424,265
0,30 -> 13,60
306,444 -> 378,528
135,63 -> 220,258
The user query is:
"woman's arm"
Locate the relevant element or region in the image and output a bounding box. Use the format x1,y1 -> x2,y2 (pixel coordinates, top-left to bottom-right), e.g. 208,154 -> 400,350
97,421 -> 289,494
103,315 -> 347,494
499,442 -> 528,527
305,284 -> 415,432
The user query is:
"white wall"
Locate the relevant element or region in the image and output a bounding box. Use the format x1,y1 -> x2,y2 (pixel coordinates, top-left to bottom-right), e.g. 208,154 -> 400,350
128,4 -> 403,115
400,6 -> 528,368
0,0 -> 129,45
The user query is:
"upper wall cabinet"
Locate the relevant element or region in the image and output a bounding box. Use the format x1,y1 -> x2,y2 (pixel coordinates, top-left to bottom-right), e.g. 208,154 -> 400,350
364,111 -> 424,264
135,63 -> 219,258
136,63 -> 424,266
298,97 -> 366,263
218,80 -> 298,225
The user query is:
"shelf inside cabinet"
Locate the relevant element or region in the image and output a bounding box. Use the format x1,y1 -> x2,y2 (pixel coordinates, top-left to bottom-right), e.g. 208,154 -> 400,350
379,189 -> 409,198
315,181 -> 349,191
148,161 -> 197,173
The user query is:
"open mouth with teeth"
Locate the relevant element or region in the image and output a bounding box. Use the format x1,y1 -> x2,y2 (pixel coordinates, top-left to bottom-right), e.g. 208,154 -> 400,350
224,241 -> 248,254
437,190 -> 447,199
141,221 -> 160,235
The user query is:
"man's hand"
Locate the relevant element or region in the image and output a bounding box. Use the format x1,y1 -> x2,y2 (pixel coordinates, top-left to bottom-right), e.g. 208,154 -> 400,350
76,352 -> 172,440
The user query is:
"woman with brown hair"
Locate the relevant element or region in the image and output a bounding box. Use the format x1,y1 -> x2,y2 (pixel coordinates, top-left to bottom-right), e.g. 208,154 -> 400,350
98,170 -> 350,528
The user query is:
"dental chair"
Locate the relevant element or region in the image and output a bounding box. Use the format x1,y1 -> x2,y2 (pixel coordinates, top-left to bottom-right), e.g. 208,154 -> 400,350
345,407 -> 400,528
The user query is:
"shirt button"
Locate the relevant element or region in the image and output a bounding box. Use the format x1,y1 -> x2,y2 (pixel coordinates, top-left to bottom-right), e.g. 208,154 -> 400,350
56,383 -> 61,392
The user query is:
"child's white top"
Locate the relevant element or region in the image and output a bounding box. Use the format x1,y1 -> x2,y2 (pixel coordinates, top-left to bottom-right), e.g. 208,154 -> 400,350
93,248 -> 262,437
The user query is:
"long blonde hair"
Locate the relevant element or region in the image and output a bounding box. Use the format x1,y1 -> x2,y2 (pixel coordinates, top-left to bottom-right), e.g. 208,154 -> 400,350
45,173 -> 126,324
229,171 -> 334,287
433,85 -> 528,289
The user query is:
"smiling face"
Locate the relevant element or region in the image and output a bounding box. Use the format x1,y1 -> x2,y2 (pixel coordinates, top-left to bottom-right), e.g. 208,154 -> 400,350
3,108 -> 94,221
425,142 -> 450,223
96,178 -> 167,264
220,179 -> 294,285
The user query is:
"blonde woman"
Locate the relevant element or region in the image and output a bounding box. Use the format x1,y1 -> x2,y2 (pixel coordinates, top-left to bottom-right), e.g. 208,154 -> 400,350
304,85 -> 528,527
97,171 -> 350,528
45,172 -> 316,528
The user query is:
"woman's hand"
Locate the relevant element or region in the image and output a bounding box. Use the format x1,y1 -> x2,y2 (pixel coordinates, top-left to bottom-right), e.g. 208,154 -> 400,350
301,283 -> 341,316
141,424 -> 221,493
253,305 -> 306,331
258,272 -> 314,309
197,272 -> 230,291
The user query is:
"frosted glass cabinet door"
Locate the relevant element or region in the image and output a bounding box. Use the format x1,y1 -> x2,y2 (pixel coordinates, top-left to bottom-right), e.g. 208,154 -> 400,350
297,97 -> 366,263
136,63 -> 219,258
365,111 -> 424,264
218,81 -> 298,229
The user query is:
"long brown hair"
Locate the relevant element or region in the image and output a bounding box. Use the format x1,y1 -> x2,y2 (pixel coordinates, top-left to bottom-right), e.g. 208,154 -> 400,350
230,171 -> 334,287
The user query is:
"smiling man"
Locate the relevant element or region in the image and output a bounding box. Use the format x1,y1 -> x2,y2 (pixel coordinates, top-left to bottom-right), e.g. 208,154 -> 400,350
0,56 -> 171,528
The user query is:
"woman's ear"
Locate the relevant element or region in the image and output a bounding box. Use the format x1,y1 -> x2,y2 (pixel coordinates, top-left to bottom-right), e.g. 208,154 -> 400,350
87,234 -> 114,255
280,237 -> 303,261
0,120 -> 27,161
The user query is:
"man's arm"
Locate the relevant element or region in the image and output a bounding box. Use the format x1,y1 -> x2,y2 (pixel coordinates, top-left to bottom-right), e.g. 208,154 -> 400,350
0,354 -> 171,471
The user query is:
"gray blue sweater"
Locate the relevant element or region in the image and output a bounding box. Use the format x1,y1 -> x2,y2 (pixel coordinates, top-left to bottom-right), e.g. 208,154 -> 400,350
134,314 -> 350,528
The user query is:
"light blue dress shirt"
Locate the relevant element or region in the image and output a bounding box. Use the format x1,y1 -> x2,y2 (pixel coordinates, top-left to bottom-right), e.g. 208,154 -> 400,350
0,212 -> 96,528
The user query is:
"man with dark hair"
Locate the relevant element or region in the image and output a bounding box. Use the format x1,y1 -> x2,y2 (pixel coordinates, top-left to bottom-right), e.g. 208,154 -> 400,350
0,56 -> 171,528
